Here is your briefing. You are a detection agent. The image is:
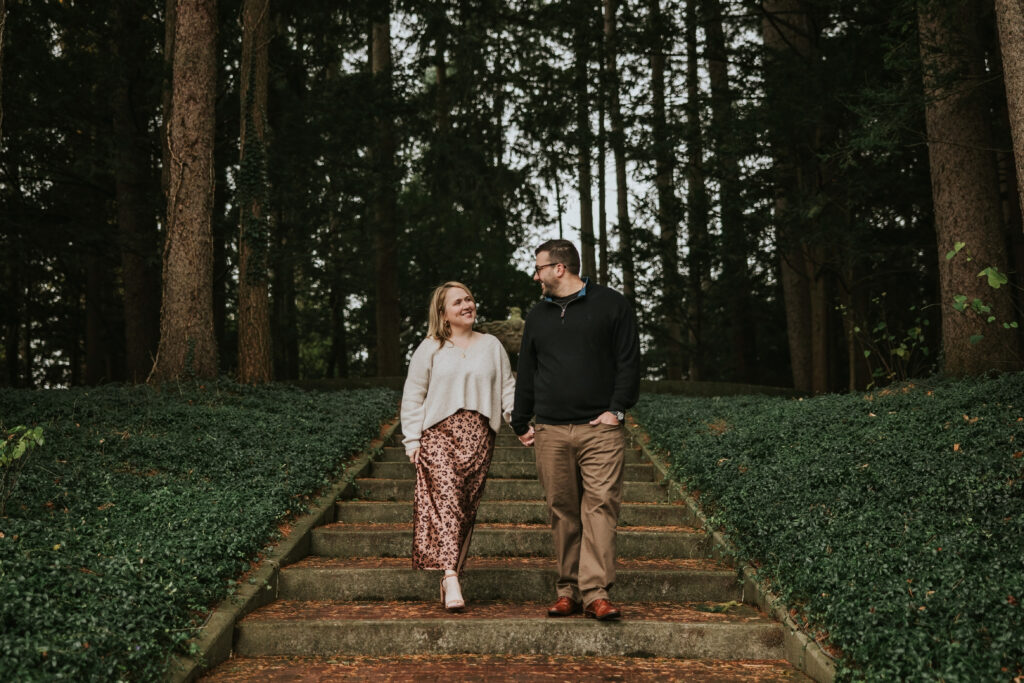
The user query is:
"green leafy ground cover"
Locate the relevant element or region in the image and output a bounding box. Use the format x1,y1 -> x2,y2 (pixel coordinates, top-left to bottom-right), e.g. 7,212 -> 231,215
634,372 -> 1024,681
0,382 -> 397,681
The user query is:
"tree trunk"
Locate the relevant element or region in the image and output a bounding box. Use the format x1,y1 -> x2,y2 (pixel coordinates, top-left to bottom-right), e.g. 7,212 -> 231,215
598,67 -> 608,286
574,25 -> 596,279
271,209 -> 300,380
761,0 -> 818,392
150,0 -> 218,383
328,253 -> 349,379
604,0 -> 633,299
327,213 -> 349,379
684,0 -> 709,380
0,0 -> 7,142
371,8 -> 401,377
161,0 -> 176,204
996,0 -> 1024,223
554,168 -> 564,239
919,0 -> 1020,375
649,0 -> 684,379
85,255 -> 109,384
779,231 -> 814,391
994,0 -> 1024,312
21,302 -> 31,388
704,0 -> 755,382
213,136 -> 229,369
4,263 -> 20,386
237,0 -> 273,383
113,3 -> 160,383
807,244 -> 830,392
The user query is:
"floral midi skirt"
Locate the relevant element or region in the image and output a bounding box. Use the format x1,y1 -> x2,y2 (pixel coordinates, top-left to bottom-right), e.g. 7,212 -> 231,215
412,409 -> 495,572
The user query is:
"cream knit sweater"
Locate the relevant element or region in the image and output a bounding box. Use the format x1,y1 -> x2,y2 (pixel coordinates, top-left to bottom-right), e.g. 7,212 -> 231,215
401,333 -> 516,452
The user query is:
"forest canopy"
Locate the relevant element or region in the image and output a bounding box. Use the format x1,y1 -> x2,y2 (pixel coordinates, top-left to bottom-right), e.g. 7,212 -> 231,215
0,0 -> 1021,390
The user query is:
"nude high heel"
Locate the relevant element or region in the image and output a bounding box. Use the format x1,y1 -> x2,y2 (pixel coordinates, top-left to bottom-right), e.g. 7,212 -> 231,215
440,573 -> 465,611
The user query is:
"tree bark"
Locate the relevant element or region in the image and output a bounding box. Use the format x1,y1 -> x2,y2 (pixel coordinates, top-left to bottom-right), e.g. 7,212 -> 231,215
328,216 -> 349,379
113,3 -> 160,383
161,0 -> 176,204
684,0 -> 709,381
704,0 -> 755,382
150,0 -> 218,382
0,0 -> 7,142
919,0 -> 1020,375
649,0 -> 684,379
271,208 -> 300,380
574,24 -> 596,279
807,243 -> 830,391
85,255 -> 109,384
237,0 -> 273,383
4,263 -> 20,386
996,0 -> 1024,223
761,0 -> 818,392
371,7 -> 401,377
994,0 -> 1024,308
598,57 -> 608,286
604,0 -> 633,299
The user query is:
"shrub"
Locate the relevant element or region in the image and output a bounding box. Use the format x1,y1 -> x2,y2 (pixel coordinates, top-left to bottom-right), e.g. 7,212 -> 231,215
0,381 -> 398,681
1,425 -> 45,514
633,373 -> 1024,681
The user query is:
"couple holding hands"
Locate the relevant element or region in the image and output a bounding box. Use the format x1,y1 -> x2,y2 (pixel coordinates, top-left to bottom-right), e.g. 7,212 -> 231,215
400,239 -> 641,620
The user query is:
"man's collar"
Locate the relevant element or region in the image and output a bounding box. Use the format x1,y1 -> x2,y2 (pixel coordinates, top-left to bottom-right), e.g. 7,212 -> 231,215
543,276 -> 590,302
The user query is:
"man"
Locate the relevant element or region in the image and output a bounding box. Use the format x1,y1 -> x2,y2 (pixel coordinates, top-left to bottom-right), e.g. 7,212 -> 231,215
511,239 -> 641,621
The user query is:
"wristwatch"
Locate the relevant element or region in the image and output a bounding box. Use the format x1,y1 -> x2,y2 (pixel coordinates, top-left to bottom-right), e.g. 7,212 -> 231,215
611,410 -> 625,423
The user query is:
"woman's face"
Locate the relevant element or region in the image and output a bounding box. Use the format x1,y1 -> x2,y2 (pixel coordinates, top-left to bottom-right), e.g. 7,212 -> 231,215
443,287 -> 476,328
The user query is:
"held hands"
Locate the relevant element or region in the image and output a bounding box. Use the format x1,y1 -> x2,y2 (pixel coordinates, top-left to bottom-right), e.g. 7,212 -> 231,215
407,447 -> 421,464
517,426 -> 535,447
589,411 -> 620,426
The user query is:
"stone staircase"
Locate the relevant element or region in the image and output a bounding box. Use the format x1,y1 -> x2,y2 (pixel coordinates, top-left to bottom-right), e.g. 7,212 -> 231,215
201,424 -> 811,681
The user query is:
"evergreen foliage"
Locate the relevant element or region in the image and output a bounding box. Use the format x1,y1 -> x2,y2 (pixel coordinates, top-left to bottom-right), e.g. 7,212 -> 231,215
0,382 -> 397,681
634,374 -> 1024,680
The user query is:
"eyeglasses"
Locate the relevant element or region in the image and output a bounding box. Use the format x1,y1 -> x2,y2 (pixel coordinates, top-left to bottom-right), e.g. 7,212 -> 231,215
534,262 -> 561,275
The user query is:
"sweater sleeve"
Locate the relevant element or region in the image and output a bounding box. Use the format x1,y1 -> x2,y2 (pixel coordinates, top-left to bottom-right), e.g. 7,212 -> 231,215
609,299 -> 641,413
400,339 -> 433,452
498,340 -> 516,424
510,315 -> 535,435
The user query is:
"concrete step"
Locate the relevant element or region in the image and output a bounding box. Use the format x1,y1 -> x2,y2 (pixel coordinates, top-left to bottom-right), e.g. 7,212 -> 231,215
279,557 -> 740,603
233,601 -> 784,660
335,500 -> 697,526
391,435 -> 527,448
310,522 -> 708,559
392,433 -> 526,447
366,460 -> 656,482
202,654 -> 813,682
378,445 -> 647,463
352,479 -> 673,503
376,444 -> 647,464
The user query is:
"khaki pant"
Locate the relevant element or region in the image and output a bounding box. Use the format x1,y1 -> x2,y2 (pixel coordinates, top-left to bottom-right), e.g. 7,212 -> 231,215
534,422 -> 625,605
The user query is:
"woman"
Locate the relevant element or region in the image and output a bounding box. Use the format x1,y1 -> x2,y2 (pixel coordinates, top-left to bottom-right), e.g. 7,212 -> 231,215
401,281 -> 515,611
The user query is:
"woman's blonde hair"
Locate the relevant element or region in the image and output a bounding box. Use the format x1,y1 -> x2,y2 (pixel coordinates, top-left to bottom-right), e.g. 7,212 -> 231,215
427,281 -> 475,348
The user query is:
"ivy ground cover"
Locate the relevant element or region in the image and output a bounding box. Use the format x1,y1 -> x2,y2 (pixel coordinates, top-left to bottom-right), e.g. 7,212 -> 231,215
633,372 -> 1024,681
0,382 -> 398,682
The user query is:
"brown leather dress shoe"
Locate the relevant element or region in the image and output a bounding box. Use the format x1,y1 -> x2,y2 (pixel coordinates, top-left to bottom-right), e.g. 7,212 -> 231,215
584,599 -> 622,621
546,596 -> 582,617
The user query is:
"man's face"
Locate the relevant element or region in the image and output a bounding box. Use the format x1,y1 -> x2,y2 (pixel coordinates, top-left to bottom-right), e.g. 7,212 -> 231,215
533,252 -> 561,296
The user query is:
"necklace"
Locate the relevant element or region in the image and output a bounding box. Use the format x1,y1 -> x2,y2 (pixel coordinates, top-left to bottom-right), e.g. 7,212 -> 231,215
451,340 -> 468,359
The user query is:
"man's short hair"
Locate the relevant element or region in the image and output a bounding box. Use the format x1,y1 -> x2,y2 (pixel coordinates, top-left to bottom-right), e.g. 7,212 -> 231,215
535,239 -> 581,276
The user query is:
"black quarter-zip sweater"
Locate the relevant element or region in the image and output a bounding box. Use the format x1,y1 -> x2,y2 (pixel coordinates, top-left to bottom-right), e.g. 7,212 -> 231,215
510,279 -> 641,435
